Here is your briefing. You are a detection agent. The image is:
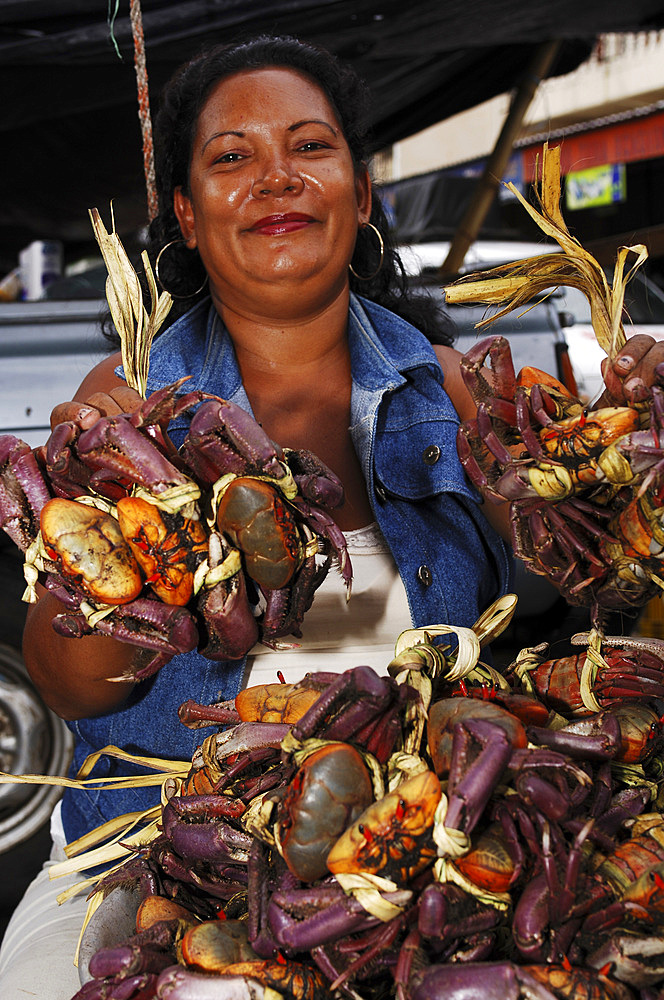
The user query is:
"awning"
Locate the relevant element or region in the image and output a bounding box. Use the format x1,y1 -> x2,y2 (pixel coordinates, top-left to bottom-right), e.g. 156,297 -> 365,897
2,0 -> 664,268
521,105 -> 664,178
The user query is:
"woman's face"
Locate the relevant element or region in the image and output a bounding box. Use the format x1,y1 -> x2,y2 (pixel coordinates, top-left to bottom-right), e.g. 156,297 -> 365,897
174,67 -> 372,319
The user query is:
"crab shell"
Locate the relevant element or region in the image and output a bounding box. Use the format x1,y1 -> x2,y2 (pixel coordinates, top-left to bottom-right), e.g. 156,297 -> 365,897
116,495 -> 208,606
326,769 -> 441,882
216,477 -> 301,591
234,681 -> 323,724
428,698 -> 528,778
180,919 -> 258,972
278,742 -> 375,882
40,497 -> 143,605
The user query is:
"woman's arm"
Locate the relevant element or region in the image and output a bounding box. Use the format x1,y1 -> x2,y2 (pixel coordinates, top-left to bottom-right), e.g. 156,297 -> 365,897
23,352 -> 148,720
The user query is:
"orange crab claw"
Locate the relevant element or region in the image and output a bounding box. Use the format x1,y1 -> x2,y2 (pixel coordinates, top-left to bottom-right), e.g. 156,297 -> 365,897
116,496 -> 208,606
40,497 -> 143,605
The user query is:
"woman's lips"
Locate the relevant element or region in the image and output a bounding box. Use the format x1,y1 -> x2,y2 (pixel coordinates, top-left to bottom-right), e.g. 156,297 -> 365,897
249,214 -> 315,235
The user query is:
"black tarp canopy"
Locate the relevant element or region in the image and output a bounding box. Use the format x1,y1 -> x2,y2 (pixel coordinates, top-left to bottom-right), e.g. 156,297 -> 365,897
2,0 -> 664,270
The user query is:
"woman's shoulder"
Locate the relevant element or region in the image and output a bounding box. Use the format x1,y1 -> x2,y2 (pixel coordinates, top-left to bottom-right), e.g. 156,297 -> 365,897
74,351 -> 125,401
432,343 -> 477,422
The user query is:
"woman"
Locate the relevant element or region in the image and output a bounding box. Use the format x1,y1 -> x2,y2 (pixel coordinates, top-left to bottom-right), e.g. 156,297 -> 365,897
1,34 -> 661,998
26,34 -> 517,840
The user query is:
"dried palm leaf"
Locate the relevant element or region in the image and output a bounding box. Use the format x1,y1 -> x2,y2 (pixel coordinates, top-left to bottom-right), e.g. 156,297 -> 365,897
444,144 -> 648,361
89,206 -> 173,397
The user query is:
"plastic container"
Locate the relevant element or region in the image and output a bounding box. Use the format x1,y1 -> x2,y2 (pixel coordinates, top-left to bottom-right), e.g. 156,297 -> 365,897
18,241 -> 63,300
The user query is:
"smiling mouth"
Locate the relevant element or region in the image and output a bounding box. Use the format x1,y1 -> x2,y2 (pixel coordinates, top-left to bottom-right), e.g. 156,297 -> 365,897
249,214 -> 315,234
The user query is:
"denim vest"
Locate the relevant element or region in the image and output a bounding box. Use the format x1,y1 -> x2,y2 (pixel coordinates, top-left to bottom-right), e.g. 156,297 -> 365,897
61,294 -> 512,843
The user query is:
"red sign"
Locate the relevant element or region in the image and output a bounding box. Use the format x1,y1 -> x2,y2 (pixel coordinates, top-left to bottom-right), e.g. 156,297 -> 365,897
521,110 -> 664,180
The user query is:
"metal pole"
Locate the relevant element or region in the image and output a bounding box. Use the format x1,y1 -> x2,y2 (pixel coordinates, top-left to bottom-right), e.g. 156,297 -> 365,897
440,39 -> 562,278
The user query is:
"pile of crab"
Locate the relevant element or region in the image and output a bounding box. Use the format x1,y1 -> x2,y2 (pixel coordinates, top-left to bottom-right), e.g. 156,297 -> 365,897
457,334 -> 664,617
0,378 -> 351,679
68,616 -> 664,1000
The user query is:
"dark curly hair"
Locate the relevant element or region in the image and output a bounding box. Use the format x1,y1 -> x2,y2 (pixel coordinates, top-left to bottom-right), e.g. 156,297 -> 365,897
144,34 -> 451,342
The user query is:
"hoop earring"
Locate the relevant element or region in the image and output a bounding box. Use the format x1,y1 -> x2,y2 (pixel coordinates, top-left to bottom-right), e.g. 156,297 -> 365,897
155,239 -> 209,299
349,223 -> 385,281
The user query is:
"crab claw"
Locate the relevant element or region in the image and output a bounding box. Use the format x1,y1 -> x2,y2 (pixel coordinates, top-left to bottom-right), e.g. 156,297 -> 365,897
197,569 -> 260,662
51,597 -> 200,682
181,398 -> 288,488
460,335 -> 517,406
288,496 -> 352,596
0,435 -> 52,549
283,448 -> 345,510
196,532 -> 260,661
43,421 -> 96,499
76,414 -> 194,498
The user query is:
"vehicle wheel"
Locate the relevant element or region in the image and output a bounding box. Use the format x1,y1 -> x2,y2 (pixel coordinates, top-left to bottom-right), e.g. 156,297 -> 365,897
0,643 -> 73,854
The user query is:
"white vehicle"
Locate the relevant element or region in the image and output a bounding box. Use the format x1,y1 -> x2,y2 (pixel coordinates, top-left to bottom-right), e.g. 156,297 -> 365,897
399,239 -> 664,405
398,240 -> 579,392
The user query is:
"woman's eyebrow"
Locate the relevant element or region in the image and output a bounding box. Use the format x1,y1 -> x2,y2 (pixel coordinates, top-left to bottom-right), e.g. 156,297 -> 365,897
201,120 -> 338,153
202,130 -> 244,152
289,119 -> 338,136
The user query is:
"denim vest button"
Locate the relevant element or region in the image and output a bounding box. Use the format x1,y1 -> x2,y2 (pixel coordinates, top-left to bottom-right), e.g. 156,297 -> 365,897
417,564 -> 433,586
376,482 -> 388,503
423,444 -> 441,465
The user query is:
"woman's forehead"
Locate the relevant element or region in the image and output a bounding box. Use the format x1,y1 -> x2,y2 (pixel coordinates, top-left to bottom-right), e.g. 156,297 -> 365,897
198,67 -> 341,130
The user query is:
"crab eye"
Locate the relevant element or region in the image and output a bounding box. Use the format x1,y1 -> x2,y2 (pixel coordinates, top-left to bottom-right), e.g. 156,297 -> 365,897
359,823 -> 373,843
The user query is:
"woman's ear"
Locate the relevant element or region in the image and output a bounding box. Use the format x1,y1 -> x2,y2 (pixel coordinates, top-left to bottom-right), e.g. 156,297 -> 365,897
173,187 -> 197,248
356,166 -> 372,226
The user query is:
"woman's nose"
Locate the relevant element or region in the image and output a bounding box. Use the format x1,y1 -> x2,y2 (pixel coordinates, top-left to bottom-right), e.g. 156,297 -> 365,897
252,156 -> 304,197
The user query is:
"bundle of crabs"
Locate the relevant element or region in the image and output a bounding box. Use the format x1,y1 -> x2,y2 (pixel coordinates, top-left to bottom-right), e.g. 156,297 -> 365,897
0,377 -> 351,681
59,612 -> 664,1000
5,336 -> 664,999
457,332 -> 664,619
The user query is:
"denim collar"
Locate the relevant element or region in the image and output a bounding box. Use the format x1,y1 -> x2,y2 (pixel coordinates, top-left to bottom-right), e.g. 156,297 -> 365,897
142,293 -> 442,421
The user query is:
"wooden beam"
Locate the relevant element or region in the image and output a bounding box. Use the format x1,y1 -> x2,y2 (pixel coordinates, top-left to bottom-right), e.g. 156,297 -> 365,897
441,39 -> 562,278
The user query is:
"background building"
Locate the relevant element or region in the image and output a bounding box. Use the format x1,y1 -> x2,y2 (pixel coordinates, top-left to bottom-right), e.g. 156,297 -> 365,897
377,32 -> 664,273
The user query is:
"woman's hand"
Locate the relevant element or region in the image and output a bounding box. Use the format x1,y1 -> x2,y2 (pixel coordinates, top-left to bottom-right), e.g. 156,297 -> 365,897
598,335 -> 664,407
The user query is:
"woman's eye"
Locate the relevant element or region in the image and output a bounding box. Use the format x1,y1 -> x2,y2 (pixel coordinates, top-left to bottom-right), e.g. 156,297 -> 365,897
214,151 -> 244,164
297,140 -> 329,152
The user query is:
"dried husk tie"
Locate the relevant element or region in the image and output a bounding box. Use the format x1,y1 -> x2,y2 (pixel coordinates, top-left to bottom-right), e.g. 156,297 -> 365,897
443,143 -> 648,369
89,206 -> 172,398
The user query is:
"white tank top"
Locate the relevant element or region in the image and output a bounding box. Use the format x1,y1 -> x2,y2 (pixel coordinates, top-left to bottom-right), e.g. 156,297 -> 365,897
242,522 -> 413,688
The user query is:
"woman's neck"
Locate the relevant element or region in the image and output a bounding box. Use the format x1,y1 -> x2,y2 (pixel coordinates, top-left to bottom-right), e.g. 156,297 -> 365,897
212,284 -> 374,531
214,284 -> 352,376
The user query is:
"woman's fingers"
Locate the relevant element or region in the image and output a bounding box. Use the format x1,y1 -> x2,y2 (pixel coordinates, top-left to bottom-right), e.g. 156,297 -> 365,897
50,401 -> 100,430
50,386 -> 144,430
86,386 -> 144,415
600,336 -> 664,405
